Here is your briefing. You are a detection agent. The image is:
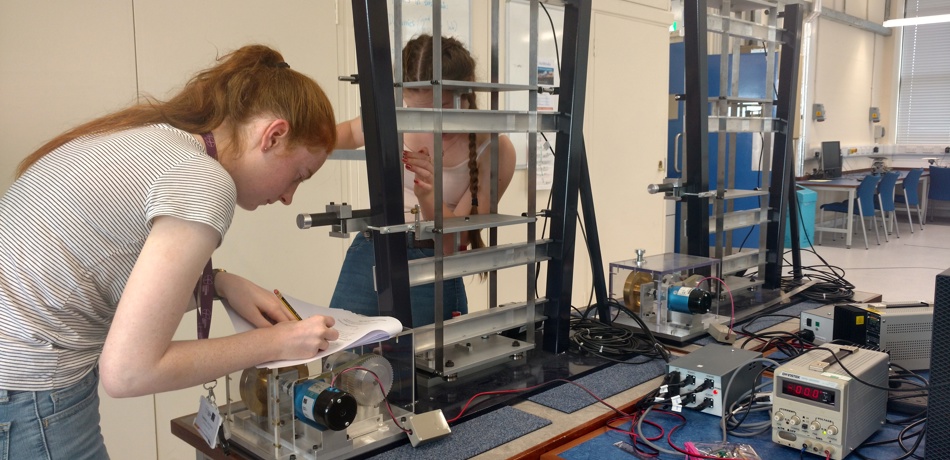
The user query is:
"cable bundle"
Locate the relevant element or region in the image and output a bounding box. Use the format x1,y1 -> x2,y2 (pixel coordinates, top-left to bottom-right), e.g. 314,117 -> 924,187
570,298 -> 672,364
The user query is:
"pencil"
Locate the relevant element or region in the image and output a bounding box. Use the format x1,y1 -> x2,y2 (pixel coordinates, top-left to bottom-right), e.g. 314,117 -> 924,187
274,289 -> 302,321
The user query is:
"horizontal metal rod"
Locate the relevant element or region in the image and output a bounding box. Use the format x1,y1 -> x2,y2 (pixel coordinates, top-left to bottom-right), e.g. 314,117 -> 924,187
408,240 -> 552,285
297,209 -> 372,229
709,208 -> 768,232
397,108 -> 559,133
401,80 -> 538,92
417,213 -> 537,237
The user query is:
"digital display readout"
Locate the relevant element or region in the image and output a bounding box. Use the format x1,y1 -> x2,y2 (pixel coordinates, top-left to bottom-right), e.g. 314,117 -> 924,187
781,381 -> 836,405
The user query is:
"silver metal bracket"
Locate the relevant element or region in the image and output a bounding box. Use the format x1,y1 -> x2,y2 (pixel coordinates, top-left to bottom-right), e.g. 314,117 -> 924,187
296,202 -> 372,238
646,178 -> 718,200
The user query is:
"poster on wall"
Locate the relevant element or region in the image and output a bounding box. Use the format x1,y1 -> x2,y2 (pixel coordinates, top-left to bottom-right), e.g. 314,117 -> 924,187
506,0 -> 563,190
536,59 -> 557,190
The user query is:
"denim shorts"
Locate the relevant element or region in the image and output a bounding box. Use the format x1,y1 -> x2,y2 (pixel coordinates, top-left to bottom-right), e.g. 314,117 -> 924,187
0,368 -> 109,460
329,232 -> 468,327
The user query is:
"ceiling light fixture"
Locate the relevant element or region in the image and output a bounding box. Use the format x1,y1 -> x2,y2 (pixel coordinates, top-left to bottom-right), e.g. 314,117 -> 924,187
883,14 -> 950,27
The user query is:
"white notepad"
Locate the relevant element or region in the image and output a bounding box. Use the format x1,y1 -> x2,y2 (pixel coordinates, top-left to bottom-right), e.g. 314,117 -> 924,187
225,294 -> 403,369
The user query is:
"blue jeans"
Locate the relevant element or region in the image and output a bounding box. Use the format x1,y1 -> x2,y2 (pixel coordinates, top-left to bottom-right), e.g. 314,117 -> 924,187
330,232 -> 468,327
0,368 -> 109,460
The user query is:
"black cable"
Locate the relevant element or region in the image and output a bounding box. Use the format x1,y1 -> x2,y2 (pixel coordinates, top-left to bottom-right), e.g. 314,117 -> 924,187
569,316 -> 668,364
852,418 -> 926,460
886,409 -> 928,426
802,346 -> 944,392
535,118 -> 597,323
633,372 -> 676,413
782,252 -> 855,302
723,367 -> 773,435
734,227 -> 756,255
539,12 -> 592,317
539,3 -> 561,74
734,132 -> 766,255
740,329 -> 809,354
779,192 -> 856,302
535,10 -> 605,321
887,378 -> 928,390
897,420 -> 926,459
735,312 -> 815,362
577,211 -> 596,313
571,298 -> 671,363
530,9 -> 595,318
745,335 -> 806,361
890,363 -> 929,387
603,298 -> 672,363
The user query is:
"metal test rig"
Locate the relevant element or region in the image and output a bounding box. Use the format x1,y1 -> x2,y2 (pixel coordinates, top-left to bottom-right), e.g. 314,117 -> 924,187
633,0 -> 812,343
219,1 -> 613,458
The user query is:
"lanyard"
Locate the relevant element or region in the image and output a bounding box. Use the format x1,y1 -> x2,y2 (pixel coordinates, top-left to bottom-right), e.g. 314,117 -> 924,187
195,132 -> 217,339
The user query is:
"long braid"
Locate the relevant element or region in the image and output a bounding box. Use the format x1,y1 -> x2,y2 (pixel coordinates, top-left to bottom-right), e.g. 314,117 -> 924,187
403,35 -> 488,257
467,131 -> 485,250
466,130 -> 488,281
462,89 -> 485,251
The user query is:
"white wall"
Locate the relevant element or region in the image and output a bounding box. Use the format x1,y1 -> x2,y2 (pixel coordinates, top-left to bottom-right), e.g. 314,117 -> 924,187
799,0 -> 898,174
0,2 -> 138,194
0,0 -> 671,458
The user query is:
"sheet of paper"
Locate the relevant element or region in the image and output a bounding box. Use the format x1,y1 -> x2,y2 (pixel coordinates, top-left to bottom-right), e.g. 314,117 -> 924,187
224,294 -> 403,369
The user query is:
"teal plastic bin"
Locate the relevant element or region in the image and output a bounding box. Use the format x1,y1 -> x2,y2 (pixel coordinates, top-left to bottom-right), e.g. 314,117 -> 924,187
785,186 -> 816,248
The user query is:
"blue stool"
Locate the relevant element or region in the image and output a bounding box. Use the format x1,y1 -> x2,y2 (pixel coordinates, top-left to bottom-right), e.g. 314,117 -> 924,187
873,171 -> 901,241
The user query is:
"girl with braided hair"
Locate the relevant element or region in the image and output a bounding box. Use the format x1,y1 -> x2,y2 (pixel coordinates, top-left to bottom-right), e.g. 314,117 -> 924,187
0,45 -> 340,457
332,34 -> 516,327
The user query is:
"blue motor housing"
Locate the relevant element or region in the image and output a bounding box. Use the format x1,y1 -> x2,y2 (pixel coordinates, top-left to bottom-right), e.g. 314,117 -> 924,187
293,380 -> 357,431
667,285 -> 712,315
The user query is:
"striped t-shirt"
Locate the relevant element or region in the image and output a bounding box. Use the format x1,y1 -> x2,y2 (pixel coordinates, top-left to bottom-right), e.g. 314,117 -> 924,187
0,123 -> 236,390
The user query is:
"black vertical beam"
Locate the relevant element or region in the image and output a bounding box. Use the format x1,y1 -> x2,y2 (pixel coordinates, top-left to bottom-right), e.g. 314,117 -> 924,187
786,5 -> 805,282
543,1 -> 592,353
683,0 -> 710,257
764,4 -> 804,289
351,0 -> 414,327
578,138 -> 611,323
787,186 -> 803,278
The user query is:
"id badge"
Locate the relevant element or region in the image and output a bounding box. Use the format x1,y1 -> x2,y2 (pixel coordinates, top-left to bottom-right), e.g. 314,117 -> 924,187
194,396 -> 223,448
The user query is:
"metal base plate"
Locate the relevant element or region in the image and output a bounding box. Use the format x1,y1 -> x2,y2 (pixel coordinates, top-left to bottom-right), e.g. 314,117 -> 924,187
414,333 -> 535,383
613,313 -> 729,345
614,283 -> 815,346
